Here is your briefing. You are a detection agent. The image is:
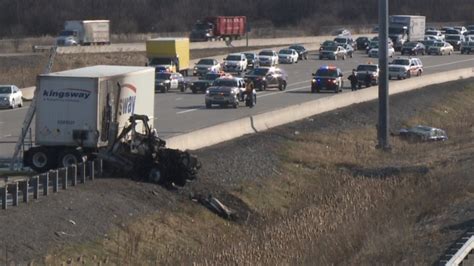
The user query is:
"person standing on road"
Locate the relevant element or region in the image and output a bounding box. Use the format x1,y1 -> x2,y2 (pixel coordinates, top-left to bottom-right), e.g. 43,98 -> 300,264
245,80 -> 255,108
348,70 -> 358,91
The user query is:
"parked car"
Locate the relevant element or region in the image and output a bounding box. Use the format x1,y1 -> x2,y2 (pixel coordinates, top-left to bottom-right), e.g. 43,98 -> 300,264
342,44 -> 354,58
421,40 -> 437,51
193,58 -> 221,76
243,52 -> 259,69
244,67 -> 288,91
445,28 -> 461,35
401,42 -> 426,55
278,48 -> 299,64
355,64 -> 379,88
319,46 -> 347,60
189,72 -> 224,93
311,66 -> 344,93
0,85 -> 23,109
334,36 -> 354,47
258,50 -> 278,66
332,28 -> 351,36
425,30 -> 445,41
222,53 -> 248,74
427,41 -> 454,55
355,36 -> 370,50
205,76 -> 247,109
399,125 -> 448,142
368,46 -> 395,58
445,34 -> 465,50
155,72 -> 186,93
460,41 -> 474,54
319,40 -> 337,51
388,57 -> 423,79
453,26 -> 467,35
366,41 -> 379,54
289,45 -> 308,60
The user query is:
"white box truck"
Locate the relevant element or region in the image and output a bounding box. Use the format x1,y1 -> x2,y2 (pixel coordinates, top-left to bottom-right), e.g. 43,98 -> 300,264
23,65 -> 155,172
389,15 -> 426,51
56,20 -> 110,46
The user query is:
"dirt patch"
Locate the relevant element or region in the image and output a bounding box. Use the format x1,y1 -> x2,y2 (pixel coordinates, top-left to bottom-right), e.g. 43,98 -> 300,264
1,78 -> 473,265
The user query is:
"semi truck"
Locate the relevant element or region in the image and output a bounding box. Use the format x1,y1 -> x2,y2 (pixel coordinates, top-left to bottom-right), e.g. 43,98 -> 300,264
56,20 -> 110,46
23,65 -> 155,172
189,16 -> 246,42
146,38 -> 190,75
388,15 -> 425,51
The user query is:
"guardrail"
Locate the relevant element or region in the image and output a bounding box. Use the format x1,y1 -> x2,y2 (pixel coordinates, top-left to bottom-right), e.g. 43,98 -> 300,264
439,232 -> 474,265
0,159 -> 102,210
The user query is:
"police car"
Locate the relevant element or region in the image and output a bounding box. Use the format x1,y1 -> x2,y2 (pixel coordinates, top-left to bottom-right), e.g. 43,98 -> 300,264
205,75 -> 255,108
311,66 -> 344,93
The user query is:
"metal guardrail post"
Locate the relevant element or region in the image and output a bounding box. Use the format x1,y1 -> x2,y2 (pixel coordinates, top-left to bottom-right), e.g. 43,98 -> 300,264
1,186 -> 6,209
71,165 -> 77,186
9,183 -> 18,206
51,170 -> 59,193
62,168 -> 68,190
79,163 -> 86,184
89,161 -> 95,181
98,159 -> 103,177
32,176 -> 39,199
20,180 -> 29,203
41,172 -> 49,196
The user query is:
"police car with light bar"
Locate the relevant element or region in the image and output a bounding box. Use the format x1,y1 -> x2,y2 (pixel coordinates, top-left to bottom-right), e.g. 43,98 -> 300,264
311,66 -> 344,93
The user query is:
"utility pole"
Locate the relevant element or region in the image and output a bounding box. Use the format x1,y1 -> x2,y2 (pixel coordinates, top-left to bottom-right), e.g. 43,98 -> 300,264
377,0 -> 390,150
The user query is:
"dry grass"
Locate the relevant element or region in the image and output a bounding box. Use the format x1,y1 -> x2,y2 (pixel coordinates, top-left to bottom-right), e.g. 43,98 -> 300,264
45,82 -> 474,265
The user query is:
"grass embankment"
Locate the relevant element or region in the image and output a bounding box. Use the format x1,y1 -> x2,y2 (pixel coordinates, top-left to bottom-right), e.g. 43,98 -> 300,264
46,82 -> 474,265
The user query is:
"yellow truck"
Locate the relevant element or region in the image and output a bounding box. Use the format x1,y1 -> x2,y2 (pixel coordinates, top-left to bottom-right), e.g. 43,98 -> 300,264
146,37 -> 190,75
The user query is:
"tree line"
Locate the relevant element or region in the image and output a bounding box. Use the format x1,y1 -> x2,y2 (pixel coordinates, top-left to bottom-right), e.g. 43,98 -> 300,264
0,0 -> 472,37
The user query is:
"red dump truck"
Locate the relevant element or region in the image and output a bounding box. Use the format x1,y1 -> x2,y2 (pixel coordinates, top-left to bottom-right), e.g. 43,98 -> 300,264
189,16 -> 246,42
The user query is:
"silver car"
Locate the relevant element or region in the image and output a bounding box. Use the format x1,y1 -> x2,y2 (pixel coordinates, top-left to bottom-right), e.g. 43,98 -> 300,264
205,76 -> 247,108
0,85 -> 23,109
193,58 -> 221,76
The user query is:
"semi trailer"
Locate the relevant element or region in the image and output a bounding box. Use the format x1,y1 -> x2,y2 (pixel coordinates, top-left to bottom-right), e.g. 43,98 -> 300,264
189,16 -> 246,42
389,15 -> 425,51
56,20 -> 110,46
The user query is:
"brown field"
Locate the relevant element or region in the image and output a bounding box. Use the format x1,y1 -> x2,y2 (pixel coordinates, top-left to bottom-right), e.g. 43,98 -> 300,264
36,80 -> 474,265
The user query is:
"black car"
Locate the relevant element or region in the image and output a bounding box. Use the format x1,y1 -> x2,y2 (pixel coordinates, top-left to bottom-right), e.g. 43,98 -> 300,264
189,72 -> 223,93
244,67 -> 288,91
356,36 -> 370,50
401,42 -> 426,55
289,45 -> 308,60
311,66 -> 343,93
319,40 -> 337,51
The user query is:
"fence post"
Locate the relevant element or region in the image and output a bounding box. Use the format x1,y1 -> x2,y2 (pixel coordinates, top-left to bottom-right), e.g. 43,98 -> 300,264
41,172 -> 49,196
32,176 -> 39,199
79,163 -> 86,184
89,161 -> 95,181
51,170 -> 59,193
62,167 -> 68,190
20,180 -> 29,203
9,183 -> 18,206
97,159 -> 103,177
1,186 -> 6,210
71,165 -> 77,186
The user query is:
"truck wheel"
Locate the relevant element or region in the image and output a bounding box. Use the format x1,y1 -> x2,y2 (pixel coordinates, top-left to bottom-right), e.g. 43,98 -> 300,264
58,149 -> 85,168
27,147 -> 56,172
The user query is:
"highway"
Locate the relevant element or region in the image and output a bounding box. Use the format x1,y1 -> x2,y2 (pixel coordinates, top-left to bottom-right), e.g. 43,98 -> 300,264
1,49 -> 474,159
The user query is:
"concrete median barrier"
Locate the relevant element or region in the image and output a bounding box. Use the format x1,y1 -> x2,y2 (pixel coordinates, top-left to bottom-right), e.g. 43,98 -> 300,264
165,67 -> 474,151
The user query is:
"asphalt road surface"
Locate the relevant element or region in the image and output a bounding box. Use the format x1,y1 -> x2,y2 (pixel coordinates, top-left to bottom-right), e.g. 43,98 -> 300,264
1,49 -> 474,159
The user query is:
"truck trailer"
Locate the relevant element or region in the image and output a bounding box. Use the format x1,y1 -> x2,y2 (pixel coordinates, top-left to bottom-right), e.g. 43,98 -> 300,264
190,16 -> 246,42
56,20 -> 110,46
389,15 -> 425,51
146,38 -> 190,75
23,65 -> 155,172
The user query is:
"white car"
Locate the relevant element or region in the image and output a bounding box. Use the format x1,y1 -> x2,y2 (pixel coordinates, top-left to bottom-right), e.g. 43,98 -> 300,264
0,85 -> 23,109
425,30 -> 445,41
193,58 -> 221,76
222,53 -> 247,74
388,57 -> 423,79
278,48 -> 299,64
427,41 -> 454,55
368,46 -> 395,58
258,50 -> 278,66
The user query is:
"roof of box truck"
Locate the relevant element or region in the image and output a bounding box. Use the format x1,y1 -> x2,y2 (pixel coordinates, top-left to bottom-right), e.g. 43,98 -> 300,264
44,65 -> 153,78
148,37 -> 189,41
